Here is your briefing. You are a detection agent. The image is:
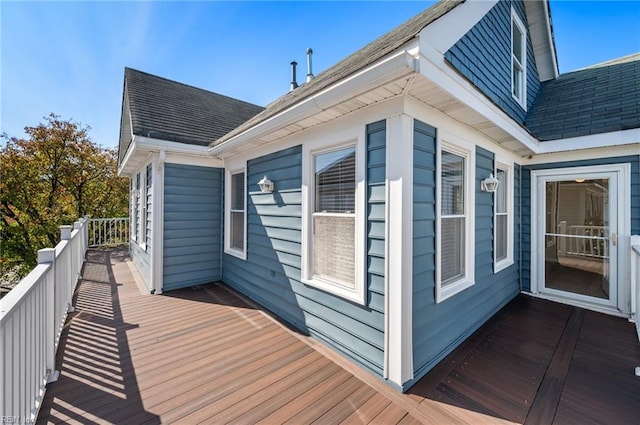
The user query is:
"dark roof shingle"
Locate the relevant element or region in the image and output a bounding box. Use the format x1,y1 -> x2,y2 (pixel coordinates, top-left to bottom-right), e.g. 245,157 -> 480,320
525,53 -> 640,141
119,68 -> 264,162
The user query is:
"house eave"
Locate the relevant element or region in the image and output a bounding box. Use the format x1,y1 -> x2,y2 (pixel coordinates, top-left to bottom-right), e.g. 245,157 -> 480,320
208,48 -> 420,158
118,135 -> 222,176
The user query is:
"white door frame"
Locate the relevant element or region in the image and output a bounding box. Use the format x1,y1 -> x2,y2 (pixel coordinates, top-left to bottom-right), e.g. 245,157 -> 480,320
530,163 -> 632,316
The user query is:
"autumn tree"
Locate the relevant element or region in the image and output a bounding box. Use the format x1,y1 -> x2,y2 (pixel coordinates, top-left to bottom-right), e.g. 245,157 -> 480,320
0,114 -> 128,276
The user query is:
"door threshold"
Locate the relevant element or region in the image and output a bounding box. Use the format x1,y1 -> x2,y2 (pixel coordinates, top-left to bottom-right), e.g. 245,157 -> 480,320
521,291 -> 628,318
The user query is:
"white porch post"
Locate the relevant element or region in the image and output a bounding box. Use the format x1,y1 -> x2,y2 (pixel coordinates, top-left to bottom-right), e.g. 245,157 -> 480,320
151,150 -> 165,294
384,113 -> 414,387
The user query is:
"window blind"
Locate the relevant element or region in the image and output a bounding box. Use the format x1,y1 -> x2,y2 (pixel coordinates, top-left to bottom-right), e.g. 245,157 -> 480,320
441,150 -> 465,286
312,146 -> 356,287
315,147 -> 355,213
230,172 -> 245,250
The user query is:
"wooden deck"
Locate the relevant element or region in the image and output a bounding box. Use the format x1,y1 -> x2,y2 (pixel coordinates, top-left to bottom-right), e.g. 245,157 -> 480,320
37,248 -> 640,424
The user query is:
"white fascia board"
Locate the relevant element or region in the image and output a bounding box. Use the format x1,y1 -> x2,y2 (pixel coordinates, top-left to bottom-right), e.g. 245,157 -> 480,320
542,0 -> 559,79
523,141 -> 640,165
419,0 -> 498,54
535,129 -> 640,155
209,48 -> 419,157
119,135 -> 223,176
416,42 -> 541,154
118,137 -> 138,176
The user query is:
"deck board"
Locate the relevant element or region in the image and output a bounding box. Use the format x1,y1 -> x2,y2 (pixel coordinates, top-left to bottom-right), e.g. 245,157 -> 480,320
37,249 -> 640,424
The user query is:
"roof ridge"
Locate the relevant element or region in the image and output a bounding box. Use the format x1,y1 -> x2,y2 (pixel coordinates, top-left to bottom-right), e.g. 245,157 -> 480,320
124,67 -> 263,109
565,52 -> 640,74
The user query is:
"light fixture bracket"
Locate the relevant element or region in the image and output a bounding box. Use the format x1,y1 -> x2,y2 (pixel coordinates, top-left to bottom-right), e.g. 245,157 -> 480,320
481,173 -> 500,193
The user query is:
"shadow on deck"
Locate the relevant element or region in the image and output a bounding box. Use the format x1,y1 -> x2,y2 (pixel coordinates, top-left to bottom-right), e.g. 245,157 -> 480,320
37,249 -> 640,424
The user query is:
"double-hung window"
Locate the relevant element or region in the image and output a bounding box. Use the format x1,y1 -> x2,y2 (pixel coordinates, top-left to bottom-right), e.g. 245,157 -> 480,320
313,146 -> 356,287
494,163 -> 514,271
302,140 -> 364,304
511,8 -> 527,108
134,172 -> 141,243
145,164 -> 152,251
226,170 -> 246,257
437,139 -> 474,302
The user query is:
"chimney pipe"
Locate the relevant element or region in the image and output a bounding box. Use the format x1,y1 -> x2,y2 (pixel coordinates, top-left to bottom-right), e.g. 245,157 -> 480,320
306,48 -> 314,82
290,61 -> 298,91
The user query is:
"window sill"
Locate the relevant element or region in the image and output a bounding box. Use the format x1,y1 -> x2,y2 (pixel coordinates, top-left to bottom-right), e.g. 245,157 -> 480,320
225,248 -> 246,260
436,278 -> 474,303
494,259 -> 514,274
302,276 -> 365,305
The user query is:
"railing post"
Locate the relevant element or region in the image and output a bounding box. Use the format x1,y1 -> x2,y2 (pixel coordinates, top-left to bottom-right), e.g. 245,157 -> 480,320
558,221 -> 567,255
60,225 -> 75,314
83,216 -> 90,256
38,248 -> 59,384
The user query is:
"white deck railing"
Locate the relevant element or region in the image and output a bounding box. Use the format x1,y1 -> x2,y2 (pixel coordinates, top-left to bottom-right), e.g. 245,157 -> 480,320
88,217 -> 129,247
557,223 -> 609,259
0,217 -> 88,423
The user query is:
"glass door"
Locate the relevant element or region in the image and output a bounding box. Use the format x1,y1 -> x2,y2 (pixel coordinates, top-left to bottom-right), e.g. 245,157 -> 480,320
540,172 -> 618,307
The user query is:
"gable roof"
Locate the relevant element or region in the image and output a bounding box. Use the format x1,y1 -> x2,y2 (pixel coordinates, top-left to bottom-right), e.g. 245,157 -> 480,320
525,53 -> 640,141
210,0 -> 463,148
119,67 -> 264,163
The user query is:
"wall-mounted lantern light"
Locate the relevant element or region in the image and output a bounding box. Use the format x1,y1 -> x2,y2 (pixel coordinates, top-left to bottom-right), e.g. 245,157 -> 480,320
481,173 -> 500,193
258,175 -> 274,193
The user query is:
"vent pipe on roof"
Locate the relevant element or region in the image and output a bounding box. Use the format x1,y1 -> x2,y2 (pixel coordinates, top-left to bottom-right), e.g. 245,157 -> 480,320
306,48 -> 314,82
290,61 -> 298,91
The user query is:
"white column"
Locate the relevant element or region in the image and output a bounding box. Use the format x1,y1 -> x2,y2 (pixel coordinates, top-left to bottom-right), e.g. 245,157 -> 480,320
384,113 -> 414,387
151,151 -> 165,294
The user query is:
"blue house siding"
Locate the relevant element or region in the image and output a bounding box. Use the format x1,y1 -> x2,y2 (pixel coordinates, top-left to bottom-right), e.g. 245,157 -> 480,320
222,128 -> 387,375
411,124 -> 520,385
521,155 -> 640,292
163,163 -> 223,291
444,0 -> 541,124
366,120 -> 387,316
130,241 -> 150,289
412,120 -> 437,376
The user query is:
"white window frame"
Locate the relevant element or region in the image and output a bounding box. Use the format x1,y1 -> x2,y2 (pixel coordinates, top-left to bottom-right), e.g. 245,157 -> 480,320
301,136 -> 366,305
511,7 -> 527,109
224,167 -> 247,259
436,136 -> 475,303
145,163 -> 152,252
494,160 -> 514,273
130,176 -> 138,243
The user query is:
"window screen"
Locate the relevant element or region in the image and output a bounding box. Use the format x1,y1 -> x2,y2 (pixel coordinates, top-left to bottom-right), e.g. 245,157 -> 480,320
441,151 -> 465,286
312,147 -> 356,287
230,172 -> 245,251
495,168 -> 508,262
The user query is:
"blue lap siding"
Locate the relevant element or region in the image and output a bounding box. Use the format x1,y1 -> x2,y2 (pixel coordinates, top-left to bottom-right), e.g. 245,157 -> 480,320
163,163 -> 223,291
411,122 -> 521,388
223,122 -> 387,376
520,155 -> 640,292
444,0 -> 541,123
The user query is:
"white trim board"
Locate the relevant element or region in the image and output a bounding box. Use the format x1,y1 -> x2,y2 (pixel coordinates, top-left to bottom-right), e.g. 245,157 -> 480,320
384,113 -> 414,386
419,0 -> 498,54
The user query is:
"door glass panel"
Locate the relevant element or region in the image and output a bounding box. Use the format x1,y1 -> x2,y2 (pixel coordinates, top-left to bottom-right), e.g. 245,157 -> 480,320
544,179 -> 610,299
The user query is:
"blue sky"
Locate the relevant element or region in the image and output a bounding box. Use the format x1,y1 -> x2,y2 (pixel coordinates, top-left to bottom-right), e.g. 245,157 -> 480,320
1,1 -> 639,149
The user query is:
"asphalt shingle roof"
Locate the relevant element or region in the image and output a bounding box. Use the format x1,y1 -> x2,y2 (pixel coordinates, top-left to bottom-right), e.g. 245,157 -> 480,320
525,53 -> 640,141
210,0 -> 463,147
119,68 -> 264,162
